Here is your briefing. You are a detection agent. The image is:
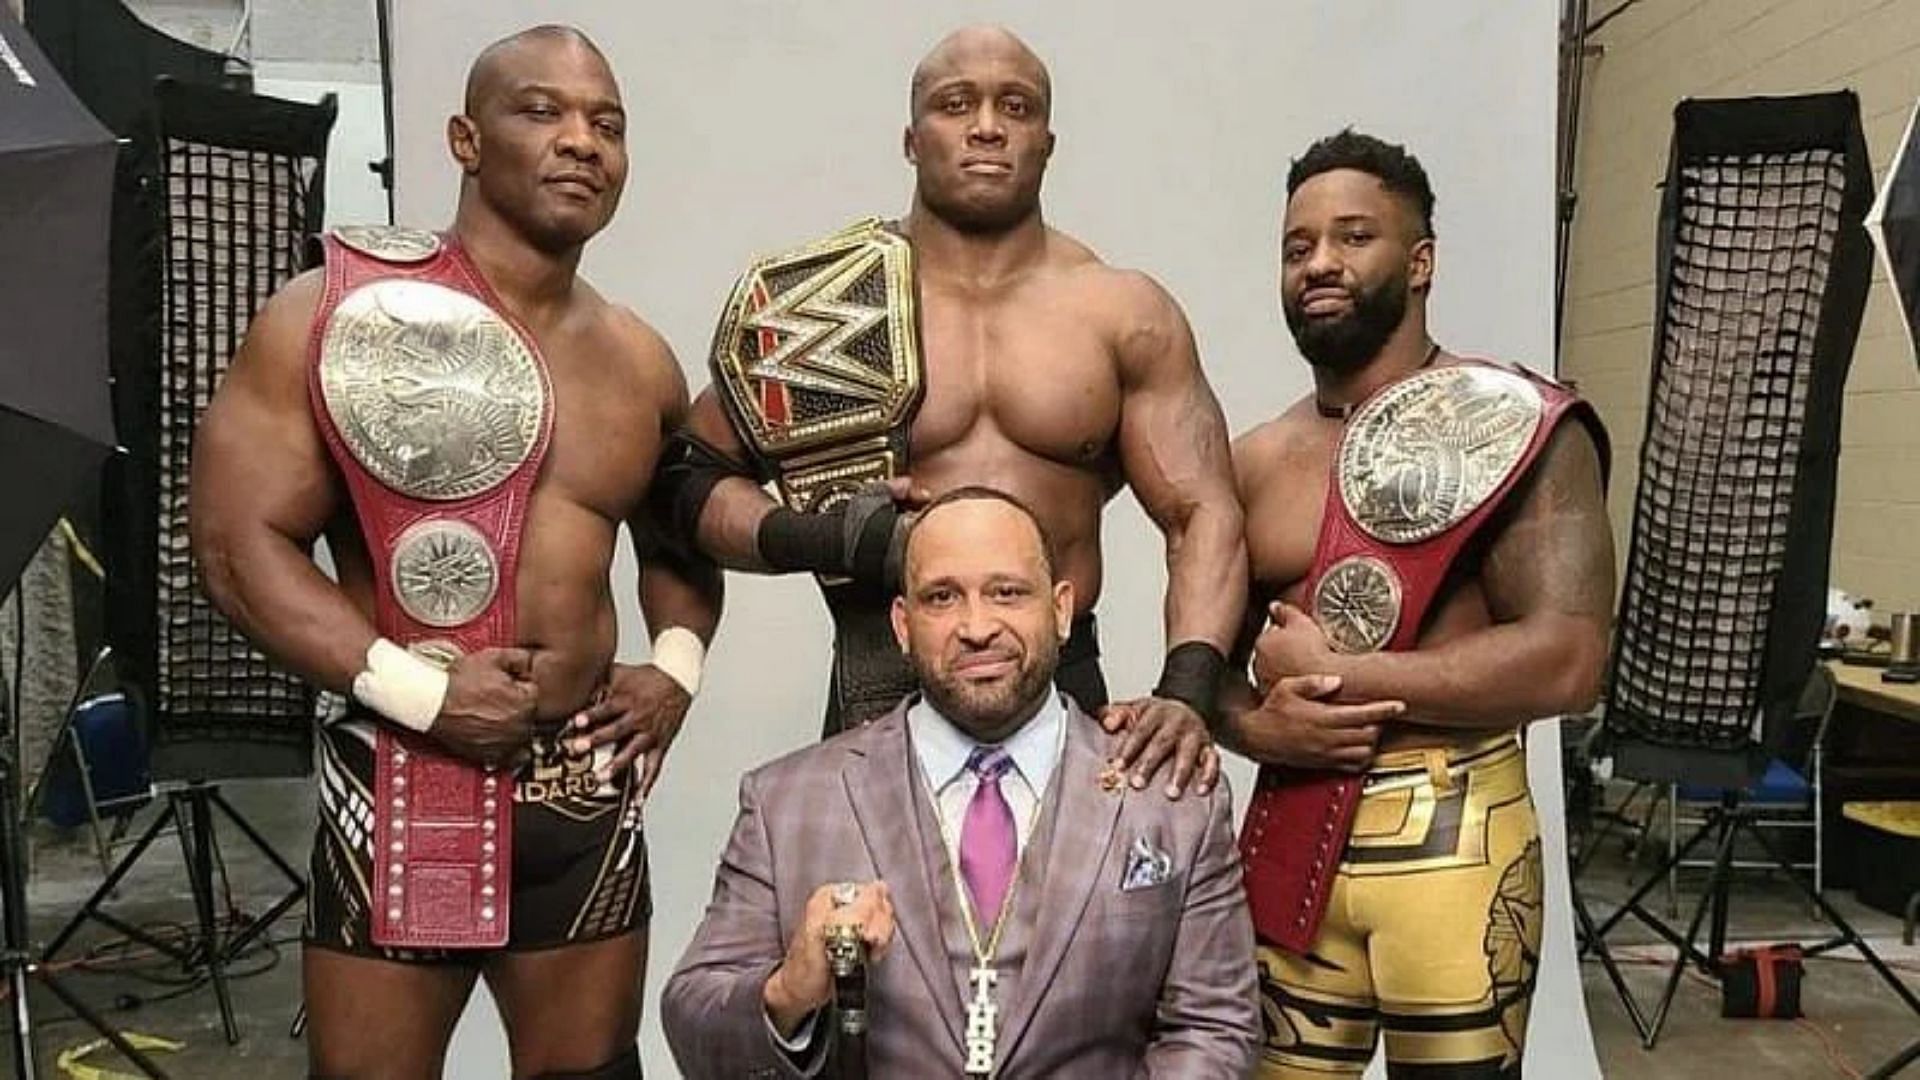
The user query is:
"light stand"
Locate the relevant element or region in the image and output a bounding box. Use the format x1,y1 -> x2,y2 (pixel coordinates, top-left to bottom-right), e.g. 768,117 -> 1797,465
0,668 -> 170,1079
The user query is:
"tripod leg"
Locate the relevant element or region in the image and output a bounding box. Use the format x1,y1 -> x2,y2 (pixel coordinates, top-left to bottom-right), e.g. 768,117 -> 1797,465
41,799 -> 178,961
1706,802 -> 1738,966
207,788 -> 305,960
4,817 -> 39,1080
177,788 -> 240,1045
8,959 -> 35,1080
209,788 -> 305,888
1591,807 -> 1723,941
1646,808 -> 1738,1048
1742,818 -> 1920,1017
1864,1036 -> 1920,1080
28,964 -> 174,1079
4,684 -> 168,1080
1573,879 -> 1650,1042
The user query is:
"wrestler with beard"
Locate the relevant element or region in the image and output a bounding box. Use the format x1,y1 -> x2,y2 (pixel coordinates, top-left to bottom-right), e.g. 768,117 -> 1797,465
1220,131 -> 1615,1078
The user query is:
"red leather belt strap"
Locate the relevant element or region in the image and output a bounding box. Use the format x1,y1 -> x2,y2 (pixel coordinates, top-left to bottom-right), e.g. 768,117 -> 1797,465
306,232 -> 552,948
1240,360 -> 1598,952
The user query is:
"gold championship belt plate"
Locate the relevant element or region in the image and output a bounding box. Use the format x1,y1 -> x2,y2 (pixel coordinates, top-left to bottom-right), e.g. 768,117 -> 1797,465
1312,364 -> 1545,654
708,218 -> 924,512
319,278 -> 547,637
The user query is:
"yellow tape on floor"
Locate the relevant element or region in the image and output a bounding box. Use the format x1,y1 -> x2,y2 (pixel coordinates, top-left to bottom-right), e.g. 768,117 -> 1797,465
54,1032 -> 183,1080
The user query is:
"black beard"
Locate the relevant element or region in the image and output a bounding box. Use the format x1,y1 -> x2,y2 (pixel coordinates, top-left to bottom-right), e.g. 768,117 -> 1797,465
1283,272 -> 1410,373
913,634 -> 1059,742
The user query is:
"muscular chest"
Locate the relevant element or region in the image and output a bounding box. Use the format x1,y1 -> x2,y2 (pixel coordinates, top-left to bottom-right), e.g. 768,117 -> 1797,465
909,283 -> 1121,466
1244,431 -> 1337,605
1243,420 -> 1497,637
530,334 -> 660,523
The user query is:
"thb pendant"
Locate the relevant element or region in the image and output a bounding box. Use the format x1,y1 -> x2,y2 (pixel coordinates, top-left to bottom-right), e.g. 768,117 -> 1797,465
963,963 -> 999,1075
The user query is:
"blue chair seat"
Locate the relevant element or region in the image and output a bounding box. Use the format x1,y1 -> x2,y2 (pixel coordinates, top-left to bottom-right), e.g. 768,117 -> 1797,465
1676,759 -> 1809,805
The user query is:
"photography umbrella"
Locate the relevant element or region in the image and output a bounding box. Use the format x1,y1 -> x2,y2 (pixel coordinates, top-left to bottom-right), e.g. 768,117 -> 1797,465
0,8 -> 115,588
1867,95 -> 1920,371
0,14 -> 166,1080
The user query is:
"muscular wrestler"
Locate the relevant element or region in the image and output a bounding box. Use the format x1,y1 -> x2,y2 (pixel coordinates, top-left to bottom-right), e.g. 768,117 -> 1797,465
660,25 -> 1244,794
191,27 -> 717,1079
1222,131 -> 1614,1077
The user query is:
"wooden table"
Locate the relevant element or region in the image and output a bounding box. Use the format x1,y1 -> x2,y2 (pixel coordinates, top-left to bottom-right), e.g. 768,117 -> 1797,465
1828,660 -> 1920,725
1826,660 -> 1920,1079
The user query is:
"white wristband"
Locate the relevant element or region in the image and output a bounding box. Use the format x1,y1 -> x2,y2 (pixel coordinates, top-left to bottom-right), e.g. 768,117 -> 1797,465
648,627 -> 706,697
351,638 -> 449,733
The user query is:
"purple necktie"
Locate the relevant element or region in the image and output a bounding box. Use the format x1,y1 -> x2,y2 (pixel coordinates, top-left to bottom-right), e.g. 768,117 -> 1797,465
959,747 -> 1017,924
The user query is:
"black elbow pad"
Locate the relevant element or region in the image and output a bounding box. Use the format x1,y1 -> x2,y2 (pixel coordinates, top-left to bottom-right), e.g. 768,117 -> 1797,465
650,431 -> 754,555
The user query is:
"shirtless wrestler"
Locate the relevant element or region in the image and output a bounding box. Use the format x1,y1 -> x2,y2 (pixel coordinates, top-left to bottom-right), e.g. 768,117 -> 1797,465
1220,130 -> 1616,1077
190,27 -> 718,1080
658,25 -> 1245,795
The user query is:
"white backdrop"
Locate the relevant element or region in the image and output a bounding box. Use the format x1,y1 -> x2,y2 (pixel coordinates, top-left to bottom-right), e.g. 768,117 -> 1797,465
390,3 -> 1596,1075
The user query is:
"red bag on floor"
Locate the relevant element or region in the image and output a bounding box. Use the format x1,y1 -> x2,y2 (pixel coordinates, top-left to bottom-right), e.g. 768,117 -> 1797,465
1719,945 -> 1804,1019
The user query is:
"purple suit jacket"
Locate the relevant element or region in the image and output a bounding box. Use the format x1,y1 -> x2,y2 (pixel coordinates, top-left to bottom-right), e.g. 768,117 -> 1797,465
661,699 -> 1260,1079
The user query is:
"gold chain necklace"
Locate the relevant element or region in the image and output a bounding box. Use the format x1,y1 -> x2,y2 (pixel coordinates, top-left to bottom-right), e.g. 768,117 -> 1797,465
948,838 -> 1022,1077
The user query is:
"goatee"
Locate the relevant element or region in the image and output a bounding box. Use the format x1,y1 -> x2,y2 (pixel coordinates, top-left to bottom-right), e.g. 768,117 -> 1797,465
1284,272 -> 1411,373
913,635 -> 1059,741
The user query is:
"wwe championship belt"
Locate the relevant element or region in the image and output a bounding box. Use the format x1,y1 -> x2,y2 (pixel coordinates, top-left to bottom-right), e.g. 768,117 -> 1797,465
1240,361 -> 1602,953
308,225 -> 553,948
708,219 -> 925,729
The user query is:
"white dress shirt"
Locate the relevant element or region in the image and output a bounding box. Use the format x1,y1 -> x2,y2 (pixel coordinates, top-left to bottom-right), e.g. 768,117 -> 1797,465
908,689 -> 1067,867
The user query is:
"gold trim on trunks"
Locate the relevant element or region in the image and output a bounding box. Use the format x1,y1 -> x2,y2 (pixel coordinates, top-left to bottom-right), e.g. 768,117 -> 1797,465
319,278 -> 547,502
709,219 -> 923,513
1340,738 -> 1527,877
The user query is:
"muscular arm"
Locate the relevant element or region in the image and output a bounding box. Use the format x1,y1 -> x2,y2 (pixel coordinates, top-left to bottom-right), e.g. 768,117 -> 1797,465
1309,422 -> 1615,728
190,272 -> 376,691
1215,593 -> 1275,758
626,325 -> 725,642
685,388 -> 781,571
1112,274 -> 1247,654
1220,428 -> 1406,768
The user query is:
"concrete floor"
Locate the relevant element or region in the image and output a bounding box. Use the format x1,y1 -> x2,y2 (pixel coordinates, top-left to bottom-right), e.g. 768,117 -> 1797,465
5,781 -> 1918,1079
1575,809 -> 1920,1080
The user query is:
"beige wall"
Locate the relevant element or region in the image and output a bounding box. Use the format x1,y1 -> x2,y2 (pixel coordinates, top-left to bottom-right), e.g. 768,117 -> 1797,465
1563,0 -> 1920,612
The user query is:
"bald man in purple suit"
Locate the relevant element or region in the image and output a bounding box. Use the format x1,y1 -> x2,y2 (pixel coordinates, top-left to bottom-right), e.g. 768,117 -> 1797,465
662,487 -> 1259,1078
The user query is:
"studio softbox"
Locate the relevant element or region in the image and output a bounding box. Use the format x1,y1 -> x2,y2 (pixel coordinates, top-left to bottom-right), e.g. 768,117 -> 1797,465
1606,92 -> 1874,790
108,79 -> 335,781
1866,95 -> 1920,371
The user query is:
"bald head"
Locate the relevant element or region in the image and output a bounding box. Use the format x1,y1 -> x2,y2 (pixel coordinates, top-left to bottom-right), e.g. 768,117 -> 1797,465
464,25 -> 610,115
909,24 -> 1051,117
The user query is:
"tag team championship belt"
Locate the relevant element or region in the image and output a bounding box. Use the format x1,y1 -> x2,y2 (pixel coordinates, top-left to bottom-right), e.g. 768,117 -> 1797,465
708,219 -> 925,728
308,225 -> 553,948
1240,361 -> 1602,953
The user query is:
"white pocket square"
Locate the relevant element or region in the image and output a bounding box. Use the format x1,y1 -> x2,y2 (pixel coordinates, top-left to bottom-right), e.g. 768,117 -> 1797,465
1121,835 -> 1174,891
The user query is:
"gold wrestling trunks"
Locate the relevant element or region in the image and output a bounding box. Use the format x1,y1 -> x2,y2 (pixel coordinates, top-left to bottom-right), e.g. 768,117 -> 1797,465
1255,734 -> 1542,1079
